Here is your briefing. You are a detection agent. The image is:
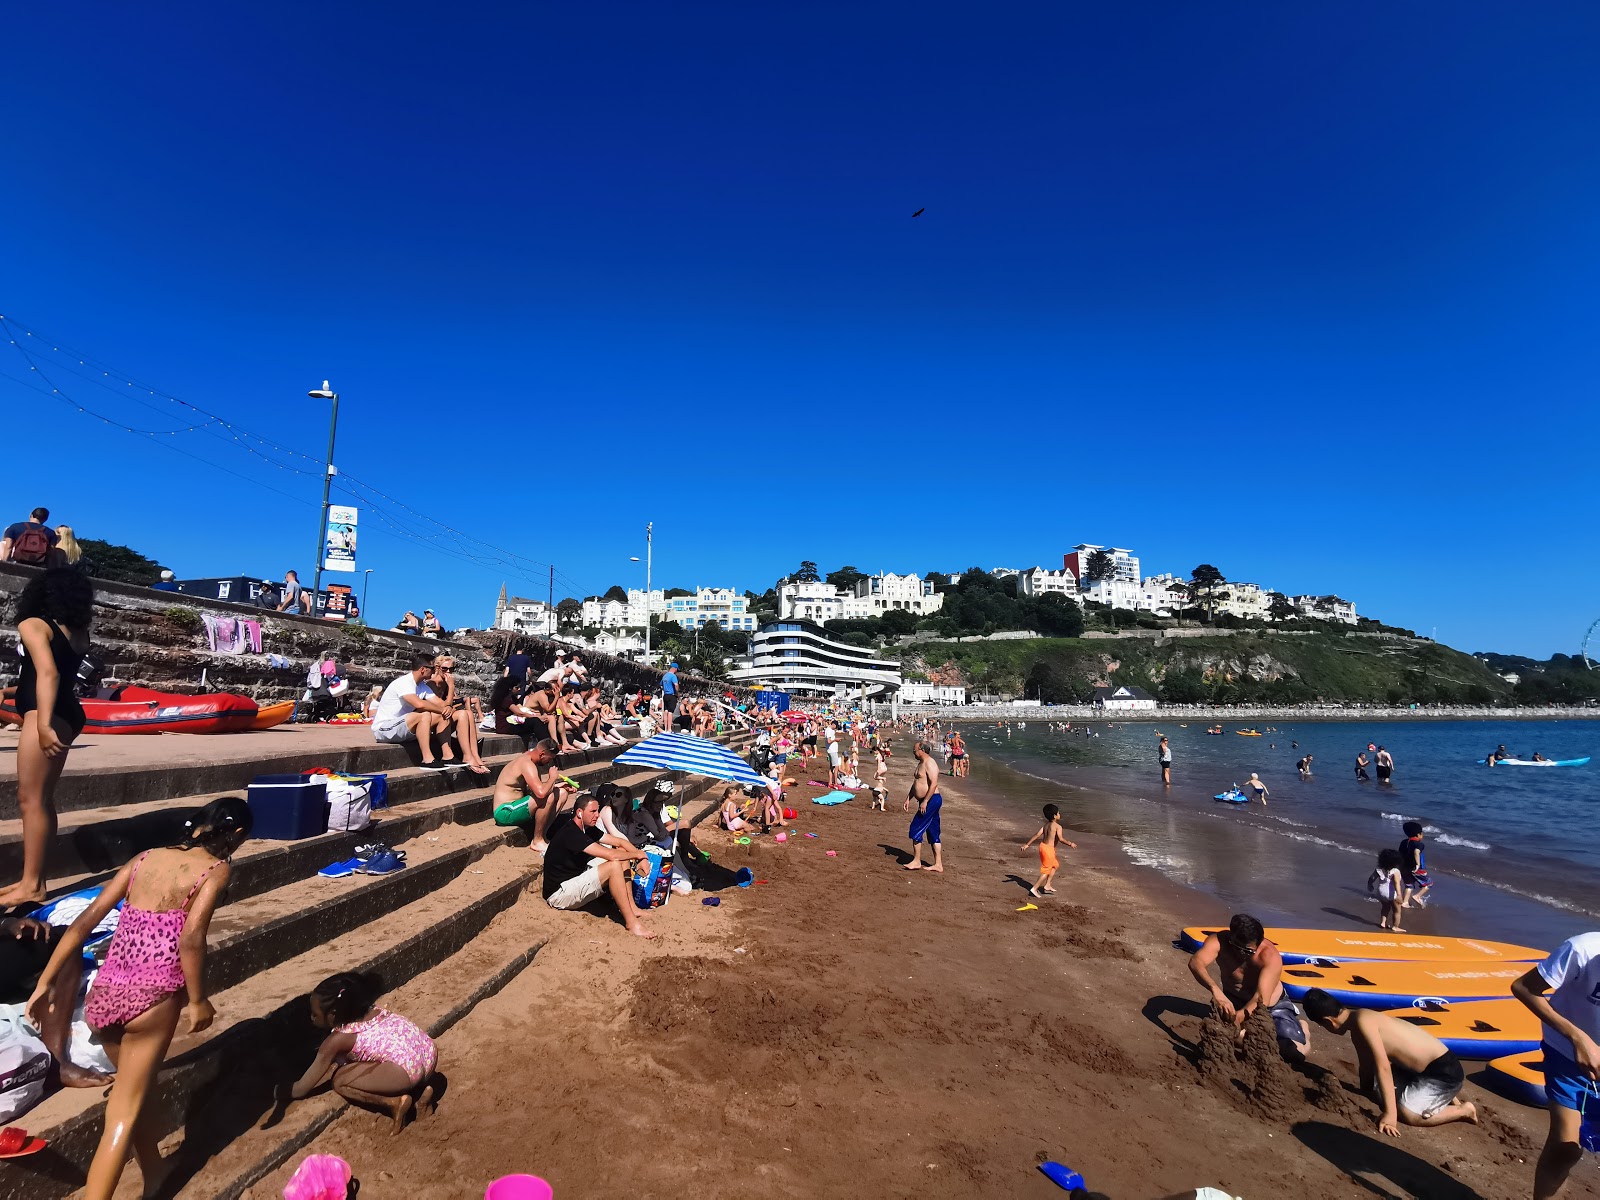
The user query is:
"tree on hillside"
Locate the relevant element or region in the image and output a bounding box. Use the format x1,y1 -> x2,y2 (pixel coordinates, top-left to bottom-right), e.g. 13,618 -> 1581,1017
826,565 -> 867,590
603,584 -> 629,603
879,607 -> 919,637
555,597 -> 583,629
1187,564 -> 1228,620
792,560 -> 821,583
75,539 -> 167,587
1029,591 -> 1085,638
1083,549 -> 1117,588
663,587 -> 693,598
1267,592 -> 1296,623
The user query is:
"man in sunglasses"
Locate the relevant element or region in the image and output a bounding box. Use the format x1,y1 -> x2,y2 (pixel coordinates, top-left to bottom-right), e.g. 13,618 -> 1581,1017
1187,913 -> 1311,1058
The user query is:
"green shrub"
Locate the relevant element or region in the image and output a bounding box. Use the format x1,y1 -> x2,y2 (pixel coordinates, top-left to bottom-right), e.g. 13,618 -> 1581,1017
163,606 -> 202,632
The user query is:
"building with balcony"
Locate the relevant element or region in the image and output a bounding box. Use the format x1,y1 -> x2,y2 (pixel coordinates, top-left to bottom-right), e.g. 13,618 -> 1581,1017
665,587 -> 757,632
728,620 -> 902,698
1018,567 -> 1080,599
1063,544 -> 1141,585
579,597 -> 630,628
493,585 -> 555,636
841,572 -> 944,620
1293,594 -> 1357,624
778,581 -> 849,623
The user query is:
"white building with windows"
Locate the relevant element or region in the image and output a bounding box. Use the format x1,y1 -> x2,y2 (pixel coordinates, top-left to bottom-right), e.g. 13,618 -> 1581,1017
899,683 -> 966,705
842,572 -> 944,620
1081,577 -> 1151,611
625,589 -> 667,628
580,597 -> 631,628
778,581 -> 848,623
1063,544 -> 1141,585
1093,685 -> 1157,711
1218,582 -> 1271,620
1293,594 -> 1357,625
493,586 -> 556,636
1018,567 -> 1080,599
665,587 -> 757,632
729,620 -> 902,698
1139,573 -> 1190,613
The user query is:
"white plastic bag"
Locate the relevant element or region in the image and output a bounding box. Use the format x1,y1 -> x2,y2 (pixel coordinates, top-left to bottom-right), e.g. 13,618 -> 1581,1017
0,1011 -> 51,1124
326,776 -> 373,832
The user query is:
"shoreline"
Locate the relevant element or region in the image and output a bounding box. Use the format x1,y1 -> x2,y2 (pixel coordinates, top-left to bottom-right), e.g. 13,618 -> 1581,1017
246,733 -> 1594,1199
901,702 -> 1600,722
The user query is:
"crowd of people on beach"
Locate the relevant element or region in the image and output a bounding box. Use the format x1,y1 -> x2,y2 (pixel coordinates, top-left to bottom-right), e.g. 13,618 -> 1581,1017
4,529 -> 1597,1197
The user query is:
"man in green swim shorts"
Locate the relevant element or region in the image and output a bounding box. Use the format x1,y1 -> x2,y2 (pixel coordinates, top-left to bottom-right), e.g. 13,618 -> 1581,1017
492,738 -> 575,854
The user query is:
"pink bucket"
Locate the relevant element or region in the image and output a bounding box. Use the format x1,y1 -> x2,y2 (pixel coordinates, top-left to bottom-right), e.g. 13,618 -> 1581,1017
485,1176 -> 554,1200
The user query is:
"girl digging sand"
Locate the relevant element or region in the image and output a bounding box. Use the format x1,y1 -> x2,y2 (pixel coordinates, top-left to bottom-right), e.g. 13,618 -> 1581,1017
1020,803 -> 1076,897
284,971 -> 438,1134
27,796 -> 251,1200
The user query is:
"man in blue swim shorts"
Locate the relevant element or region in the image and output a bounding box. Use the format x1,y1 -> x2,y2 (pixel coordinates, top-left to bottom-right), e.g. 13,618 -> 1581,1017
903,741 -> 944,873
1513,931 -> 1600,1200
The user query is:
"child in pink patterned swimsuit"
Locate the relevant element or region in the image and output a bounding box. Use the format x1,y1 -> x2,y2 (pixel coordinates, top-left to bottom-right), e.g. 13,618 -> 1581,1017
28,796 -> 250,1200
286,971 -> 439,1134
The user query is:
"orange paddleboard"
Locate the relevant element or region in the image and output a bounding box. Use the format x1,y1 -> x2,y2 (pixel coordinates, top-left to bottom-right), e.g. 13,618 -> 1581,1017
1278,959 -> 1530,1009
1178,926 -> 1544,965
1380,998 -> 1541,1059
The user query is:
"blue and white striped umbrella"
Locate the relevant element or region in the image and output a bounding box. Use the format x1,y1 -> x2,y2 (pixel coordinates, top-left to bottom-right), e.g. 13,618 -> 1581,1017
614,732 -> 765,788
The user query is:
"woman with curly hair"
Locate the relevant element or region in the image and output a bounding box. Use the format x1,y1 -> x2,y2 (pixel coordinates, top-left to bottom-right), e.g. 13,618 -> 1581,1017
1,567 -> 94,906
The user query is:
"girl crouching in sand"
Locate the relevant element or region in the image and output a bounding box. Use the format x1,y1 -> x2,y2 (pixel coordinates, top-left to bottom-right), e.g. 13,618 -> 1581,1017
27,796 -> 251,1200
286,971 -> 438,1134
1020,803 -> 1076,897
719,784 -> 750,832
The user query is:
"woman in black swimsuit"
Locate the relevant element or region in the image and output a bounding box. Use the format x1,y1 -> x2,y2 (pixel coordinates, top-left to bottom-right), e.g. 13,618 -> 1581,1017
1,568 -> 94,906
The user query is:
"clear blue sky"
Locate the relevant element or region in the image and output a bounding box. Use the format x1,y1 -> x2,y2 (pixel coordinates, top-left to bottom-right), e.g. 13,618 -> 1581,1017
3,3 -> 1596,656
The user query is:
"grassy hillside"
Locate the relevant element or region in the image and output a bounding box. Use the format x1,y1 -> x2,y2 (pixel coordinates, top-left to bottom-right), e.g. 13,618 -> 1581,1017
909,631 -> 1515,706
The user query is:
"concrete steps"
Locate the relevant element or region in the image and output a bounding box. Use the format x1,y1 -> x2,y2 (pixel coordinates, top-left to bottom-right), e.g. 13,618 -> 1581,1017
1,735 -> 652,891
0,728 -> 755,1199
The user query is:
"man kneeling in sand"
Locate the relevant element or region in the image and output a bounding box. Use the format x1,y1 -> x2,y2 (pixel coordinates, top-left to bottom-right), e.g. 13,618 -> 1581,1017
1187,914 -> 1310,1059
1302,987 -> 1477,1136
542,794 -> 655,939
491,737 -> 575,854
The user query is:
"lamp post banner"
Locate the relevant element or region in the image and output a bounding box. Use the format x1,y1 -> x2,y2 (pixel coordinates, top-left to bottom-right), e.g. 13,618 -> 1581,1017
324,505 -> 358,572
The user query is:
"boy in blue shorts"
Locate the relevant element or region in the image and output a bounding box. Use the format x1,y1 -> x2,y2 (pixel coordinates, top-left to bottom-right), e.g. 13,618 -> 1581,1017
1512,932 -> 1600,1199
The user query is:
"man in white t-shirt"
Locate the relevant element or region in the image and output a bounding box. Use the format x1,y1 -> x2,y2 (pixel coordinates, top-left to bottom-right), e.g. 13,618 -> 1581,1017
372,651 -> 457,767
1513,932 -> 1600,1200
824,723 -> 844,787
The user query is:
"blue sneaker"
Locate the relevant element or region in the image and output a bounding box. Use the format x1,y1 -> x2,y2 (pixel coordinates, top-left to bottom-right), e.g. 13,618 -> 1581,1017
357,850 -> 404,875
318,858 -> 361,878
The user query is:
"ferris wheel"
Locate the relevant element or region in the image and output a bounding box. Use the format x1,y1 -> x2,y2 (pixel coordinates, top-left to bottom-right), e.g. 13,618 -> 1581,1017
1585,618 -> 1600,670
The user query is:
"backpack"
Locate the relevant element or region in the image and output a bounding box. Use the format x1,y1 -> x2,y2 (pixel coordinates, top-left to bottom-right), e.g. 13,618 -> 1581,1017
9,525 -> 52,566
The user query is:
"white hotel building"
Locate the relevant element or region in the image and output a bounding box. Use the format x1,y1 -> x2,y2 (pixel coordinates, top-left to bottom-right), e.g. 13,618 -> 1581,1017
729,620 -> 903,698
666,587 -> 757,632
777,573 -> 944,624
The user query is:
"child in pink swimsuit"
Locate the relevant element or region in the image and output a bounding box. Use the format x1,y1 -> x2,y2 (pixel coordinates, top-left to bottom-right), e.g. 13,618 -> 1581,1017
27,796 -> 250,1200
286,971 -> 439,1134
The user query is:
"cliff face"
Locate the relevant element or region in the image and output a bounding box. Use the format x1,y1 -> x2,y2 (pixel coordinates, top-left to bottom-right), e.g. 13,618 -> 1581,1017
905,630 -> 1510,706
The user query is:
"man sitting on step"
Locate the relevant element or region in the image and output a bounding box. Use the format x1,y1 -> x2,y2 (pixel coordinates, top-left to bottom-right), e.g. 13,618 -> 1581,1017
371,651 -> 462,768
542,794 -> 656,939
491,738 -> 576,854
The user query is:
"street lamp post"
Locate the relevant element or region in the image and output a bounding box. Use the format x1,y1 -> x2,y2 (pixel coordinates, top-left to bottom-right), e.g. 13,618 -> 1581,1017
308,381 -> 340,611
362,568 -> 373,621
629,522 -> 653,663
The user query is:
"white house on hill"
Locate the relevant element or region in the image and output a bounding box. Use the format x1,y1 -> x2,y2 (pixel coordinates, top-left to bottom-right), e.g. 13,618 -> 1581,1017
1092,685 -> 1157,711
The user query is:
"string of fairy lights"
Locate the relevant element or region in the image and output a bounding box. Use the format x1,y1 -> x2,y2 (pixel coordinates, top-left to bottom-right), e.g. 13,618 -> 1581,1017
0,313 -> 594,600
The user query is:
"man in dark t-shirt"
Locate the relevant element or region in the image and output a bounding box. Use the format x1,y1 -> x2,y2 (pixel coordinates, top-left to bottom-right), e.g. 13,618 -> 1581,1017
542,795 -> 656,938
504,647 -> 533,685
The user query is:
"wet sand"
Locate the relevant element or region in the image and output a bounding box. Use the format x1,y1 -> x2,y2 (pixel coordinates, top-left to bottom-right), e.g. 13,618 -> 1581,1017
245,738 -> 1598,1200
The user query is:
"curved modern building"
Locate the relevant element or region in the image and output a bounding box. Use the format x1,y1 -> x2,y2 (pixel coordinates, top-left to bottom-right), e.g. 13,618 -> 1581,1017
729,620 -> 902,698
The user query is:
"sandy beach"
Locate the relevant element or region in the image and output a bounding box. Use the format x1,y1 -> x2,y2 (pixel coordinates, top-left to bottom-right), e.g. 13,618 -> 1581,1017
226,735 -> 1598,1200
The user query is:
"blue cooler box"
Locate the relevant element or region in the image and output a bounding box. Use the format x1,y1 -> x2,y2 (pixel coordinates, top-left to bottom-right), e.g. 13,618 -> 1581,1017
247,774 -> 329,840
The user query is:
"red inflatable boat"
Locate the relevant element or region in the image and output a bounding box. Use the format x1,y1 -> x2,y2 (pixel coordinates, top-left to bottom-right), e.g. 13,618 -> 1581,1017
1,687 -> 259,735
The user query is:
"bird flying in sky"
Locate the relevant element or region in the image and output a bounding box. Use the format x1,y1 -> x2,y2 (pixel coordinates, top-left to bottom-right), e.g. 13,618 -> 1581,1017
912,207 -> 925,217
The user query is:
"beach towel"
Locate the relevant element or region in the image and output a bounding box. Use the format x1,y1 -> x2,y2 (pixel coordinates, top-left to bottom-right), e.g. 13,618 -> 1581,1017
812,790 -> 854,805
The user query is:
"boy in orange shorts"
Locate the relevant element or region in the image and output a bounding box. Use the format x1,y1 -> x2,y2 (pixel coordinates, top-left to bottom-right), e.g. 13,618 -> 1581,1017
1020,803 -> 1076,897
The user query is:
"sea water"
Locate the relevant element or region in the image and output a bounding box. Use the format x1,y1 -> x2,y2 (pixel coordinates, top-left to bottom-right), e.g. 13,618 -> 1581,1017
957,718 -> 1600,950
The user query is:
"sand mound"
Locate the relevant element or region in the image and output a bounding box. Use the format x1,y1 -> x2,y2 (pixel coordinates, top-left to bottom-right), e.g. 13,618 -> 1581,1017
1194,1012 -> 1302,1123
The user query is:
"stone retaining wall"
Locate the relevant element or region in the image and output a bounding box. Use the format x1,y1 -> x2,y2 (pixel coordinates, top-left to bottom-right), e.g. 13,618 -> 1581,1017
0,564 -> 738,706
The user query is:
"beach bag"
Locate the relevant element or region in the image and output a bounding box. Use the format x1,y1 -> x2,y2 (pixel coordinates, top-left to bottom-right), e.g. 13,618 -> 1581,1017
630,845 -> 672,911
326,776 -> 373,832
0,1012 -> 50,1124
336,772 -> 387,810
8,526 -> 52,566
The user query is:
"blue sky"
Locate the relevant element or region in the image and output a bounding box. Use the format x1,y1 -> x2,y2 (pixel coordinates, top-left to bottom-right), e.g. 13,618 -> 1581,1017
3,3 -> 1596,655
